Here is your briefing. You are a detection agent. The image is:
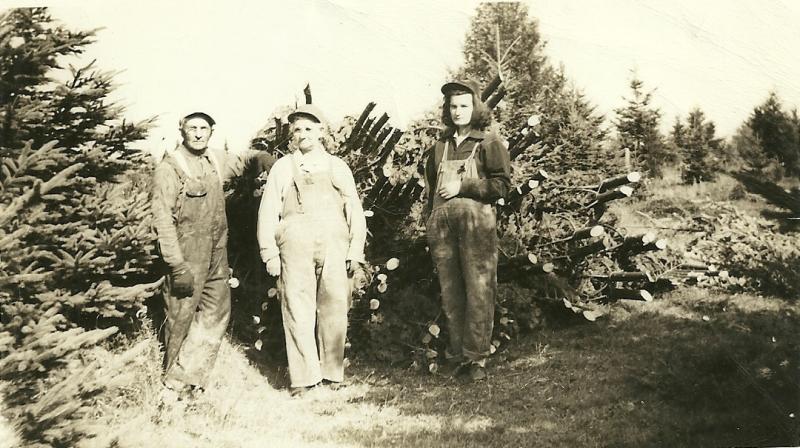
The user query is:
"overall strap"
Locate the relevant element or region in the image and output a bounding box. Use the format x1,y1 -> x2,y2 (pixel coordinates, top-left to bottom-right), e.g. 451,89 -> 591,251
438,138 -> 480,172
465,139 -> 480,161
171,150 -> 194,179
289,152 -> 305,214
462,139 -> 482,179
437,140 -> 450,175
172,148 -> 224,186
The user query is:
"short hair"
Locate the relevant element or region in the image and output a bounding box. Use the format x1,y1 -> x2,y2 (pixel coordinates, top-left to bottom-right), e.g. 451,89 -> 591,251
441,88 -> 492,131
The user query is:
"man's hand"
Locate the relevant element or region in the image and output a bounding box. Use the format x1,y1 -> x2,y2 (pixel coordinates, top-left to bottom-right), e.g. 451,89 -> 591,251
349,261 -> 368,290
171,262 -> 195,298
266,257 -> 281,277
437,179 -> 461,199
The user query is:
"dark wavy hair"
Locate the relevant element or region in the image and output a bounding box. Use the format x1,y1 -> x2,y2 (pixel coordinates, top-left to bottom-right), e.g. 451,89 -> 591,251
441,88 -> 492,131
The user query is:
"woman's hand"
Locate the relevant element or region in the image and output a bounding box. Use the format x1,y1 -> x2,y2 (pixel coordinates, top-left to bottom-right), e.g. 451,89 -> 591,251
437,180 -> 461,199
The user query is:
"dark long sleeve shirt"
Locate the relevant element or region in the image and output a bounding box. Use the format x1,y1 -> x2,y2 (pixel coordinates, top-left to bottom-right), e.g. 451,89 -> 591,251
151,144 -> 273,267
423,128 -> 511,215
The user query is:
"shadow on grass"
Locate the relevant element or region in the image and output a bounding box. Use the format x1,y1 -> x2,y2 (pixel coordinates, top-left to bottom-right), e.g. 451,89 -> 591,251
326,295 -> 800,448
242,346 -> 290,390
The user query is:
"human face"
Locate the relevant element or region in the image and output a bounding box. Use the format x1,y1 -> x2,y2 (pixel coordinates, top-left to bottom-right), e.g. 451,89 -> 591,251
449,93 -> 474,129
180,117 -> 213,151
291,117 -> 322,153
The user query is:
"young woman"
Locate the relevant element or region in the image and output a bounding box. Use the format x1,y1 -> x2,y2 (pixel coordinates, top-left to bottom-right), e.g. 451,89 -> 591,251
424,79 -> 511,381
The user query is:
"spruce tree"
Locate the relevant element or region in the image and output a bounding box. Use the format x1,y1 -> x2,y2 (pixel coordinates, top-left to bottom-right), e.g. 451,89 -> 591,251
747,92 -> 800,177
731,123 -> 771,174
238,5 -> 671,369
461,1 -> 546,129
614,76 -> 669,176
672,108 -> 720,184
459,2 -> 608,178
0,8 -> 158,445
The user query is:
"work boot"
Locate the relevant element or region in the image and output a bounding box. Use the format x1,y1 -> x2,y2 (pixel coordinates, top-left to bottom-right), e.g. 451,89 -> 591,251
439,361 -> 468,378
290,382 -> 321,398
290,386 -> 310,398
468,363 -> 487,382
321,378 -> 348,391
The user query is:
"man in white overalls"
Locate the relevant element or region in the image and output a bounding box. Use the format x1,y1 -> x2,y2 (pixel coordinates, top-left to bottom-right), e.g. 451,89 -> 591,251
257,104 -> 366,397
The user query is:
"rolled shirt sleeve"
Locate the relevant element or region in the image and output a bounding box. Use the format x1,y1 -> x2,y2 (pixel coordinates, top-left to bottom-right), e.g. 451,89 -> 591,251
150,161 -> 184,267
458,134 -> 511,202
217,148 -> 275,181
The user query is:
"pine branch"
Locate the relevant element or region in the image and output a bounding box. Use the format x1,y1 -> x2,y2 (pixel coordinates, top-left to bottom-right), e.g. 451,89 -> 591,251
0,162 -> 83,228
0,272 -> 53,287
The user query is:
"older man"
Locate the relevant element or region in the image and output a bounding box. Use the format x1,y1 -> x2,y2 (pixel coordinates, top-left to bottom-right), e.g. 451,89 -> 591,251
257,104 -> 366,397
151,111 -> 274,398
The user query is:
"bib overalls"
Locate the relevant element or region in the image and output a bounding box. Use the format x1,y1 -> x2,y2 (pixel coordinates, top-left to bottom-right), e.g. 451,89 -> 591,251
160,150 -> 231,390
276,157 -> 351,388
427,140 -> 498,366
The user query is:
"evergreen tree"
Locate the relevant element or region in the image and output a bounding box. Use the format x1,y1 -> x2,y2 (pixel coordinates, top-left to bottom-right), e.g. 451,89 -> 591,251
672,108 -> 720,184
731,123 -> 772,174
461,1 -> 546,128
746,92 -> 800,176
459,3 -> 608,177
235,4 -> 679,374
0,8 -> 158,444
614,76 -> 670,176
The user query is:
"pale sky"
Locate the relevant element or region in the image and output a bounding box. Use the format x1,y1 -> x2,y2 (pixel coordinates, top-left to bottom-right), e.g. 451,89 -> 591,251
9,0 -> 800,152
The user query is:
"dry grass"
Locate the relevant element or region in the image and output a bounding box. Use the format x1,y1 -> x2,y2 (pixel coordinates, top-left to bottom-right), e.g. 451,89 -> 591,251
646,167 -> 741,203
607,169 -> 776,257
17,171 -> 798,447
82,326 -> 479,448
70,287 -> 800,448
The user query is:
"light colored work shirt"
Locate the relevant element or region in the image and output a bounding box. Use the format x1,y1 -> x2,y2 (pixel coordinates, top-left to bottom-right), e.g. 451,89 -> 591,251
257,147 -> 367,264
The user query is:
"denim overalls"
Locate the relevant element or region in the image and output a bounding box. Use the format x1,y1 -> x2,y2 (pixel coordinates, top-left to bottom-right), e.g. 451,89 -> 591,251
161,149 -> 231,389
427,140 -> 498,366
275,153 -> 351,387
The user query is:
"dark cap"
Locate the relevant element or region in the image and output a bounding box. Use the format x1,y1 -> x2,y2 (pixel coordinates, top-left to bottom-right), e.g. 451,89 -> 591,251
287,104 -> 327,124
441,79 -> 481,97
182,111 -> 216,127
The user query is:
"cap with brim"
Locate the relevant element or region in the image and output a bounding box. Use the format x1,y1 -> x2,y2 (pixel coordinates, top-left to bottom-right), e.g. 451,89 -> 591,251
287,104 -> 327,124
441,79 -> 481,97
182,111 -> 216,127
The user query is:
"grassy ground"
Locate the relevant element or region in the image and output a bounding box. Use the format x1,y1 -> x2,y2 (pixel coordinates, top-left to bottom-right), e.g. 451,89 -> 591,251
7,172 -> 793,448
76,288 -> 799,448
